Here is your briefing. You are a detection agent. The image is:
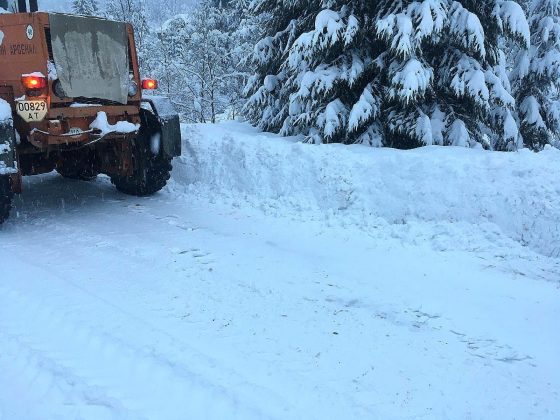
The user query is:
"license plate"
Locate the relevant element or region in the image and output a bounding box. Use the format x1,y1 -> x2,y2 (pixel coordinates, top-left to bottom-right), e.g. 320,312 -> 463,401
16,100 -> 48,122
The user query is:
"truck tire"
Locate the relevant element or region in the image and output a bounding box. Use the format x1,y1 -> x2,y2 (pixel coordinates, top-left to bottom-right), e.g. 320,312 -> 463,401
110,132 -> 172,196
0,175 -> 14,225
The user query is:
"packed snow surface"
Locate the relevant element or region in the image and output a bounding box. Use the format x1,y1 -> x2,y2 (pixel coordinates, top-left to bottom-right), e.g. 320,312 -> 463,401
0,122 -> 558,420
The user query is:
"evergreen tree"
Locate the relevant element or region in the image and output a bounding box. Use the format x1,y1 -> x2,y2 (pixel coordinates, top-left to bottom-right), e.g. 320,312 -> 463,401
72,0 -> 99,16
212,0 -> 232,7
511,0 -> 560,149
245,1 -> 530,149
105,0 -> 153,75
376,0 -> 529,150
155,0 -> 258,122
245,0 -> 381,144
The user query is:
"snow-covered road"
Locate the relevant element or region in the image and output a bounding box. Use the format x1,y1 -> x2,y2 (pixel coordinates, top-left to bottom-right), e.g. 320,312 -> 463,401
1,123 -> 559,419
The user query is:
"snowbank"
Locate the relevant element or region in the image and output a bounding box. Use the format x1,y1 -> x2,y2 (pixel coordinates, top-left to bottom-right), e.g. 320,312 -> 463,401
173,122 -> 560,257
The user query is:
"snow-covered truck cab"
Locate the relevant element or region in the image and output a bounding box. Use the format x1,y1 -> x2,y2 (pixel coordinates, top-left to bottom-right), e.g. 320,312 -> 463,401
0,11 -> 181,224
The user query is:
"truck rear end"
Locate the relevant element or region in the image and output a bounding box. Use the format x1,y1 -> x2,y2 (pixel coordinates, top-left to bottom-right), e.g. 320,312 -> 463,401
0,11 -> 181,224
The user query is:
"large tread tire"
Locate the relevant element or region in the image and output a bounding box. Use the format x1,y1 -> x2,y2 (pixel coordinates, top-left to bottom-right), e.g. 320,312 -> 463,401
110,136 -> 172,197
0,175 -> 14,225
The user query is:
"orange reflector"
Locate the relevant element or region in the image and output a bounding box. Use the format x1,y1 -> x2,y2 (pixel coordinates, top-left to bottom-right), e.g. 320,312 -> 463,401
22,74 -> 47,90
142,79 -> 158,90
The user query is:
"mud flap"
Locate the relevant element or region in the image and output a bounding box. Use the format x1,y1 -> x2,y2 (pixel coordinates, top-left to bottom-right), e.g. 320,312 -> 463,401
141,96 -> 182,158
0,119 -> 17,176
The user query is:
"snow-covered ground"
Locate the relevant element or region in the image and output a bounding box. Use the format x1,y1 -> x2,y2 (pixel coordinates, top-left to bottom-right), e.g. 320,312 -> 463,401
0,122 -> 558,419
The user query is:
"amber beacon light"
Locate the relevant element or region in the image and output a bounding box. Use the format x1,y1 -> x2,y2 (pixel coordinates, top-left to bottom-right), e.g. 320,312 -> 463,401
22,74 -> 47,90
142,79 -> 158,90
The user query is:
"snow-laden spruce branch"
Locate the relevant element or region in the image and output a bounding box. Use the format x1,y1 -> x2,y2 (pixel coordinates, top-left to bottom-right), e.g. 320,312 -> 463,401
243,0 -> 558,150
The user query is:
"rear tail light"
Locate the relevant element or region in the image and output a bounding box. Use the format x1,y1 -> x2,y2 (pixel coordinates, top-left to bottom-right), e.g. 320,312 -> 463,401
142,79 -> 158,90
22,74 -> 48,90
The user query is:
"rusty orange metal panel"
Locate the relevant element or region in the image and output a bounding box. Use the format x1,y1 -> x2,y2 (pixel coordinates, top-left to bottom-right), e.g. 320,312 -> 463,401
0,13 -> 50,100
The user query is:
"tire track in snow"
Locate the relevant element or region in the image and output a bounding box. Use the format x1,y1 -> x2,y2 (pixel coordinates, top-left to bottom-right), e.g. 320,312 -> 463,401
0,200 -> 377,419
0,284 -> 286,420
0,332 -> 141,420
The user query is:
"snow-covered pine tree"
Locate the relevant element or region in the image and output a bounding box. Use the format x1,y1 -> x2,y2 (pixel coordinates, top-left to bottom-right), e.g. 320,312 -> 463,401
155,0 -> 258,122
376,0 -> 530,150
212,0 -> 232,7
218,0 -> 263,119
72,0 -> 99,16
511,0 -> 560,149
244,1 -> 383,145
146,0 -> 189,26
245,0 -> 530,149
104,0 -> 154,75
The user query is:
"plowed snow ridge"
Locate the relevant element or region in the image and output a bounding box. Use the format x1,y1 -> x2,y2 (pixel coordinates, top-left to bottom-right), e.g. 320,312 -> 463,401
174,122 -> 560,257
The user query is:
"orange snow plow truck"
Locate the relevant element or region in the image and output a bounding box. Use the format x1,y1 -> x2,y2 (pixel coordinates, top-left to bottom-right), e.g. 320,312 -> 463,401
0,0 -> 181,224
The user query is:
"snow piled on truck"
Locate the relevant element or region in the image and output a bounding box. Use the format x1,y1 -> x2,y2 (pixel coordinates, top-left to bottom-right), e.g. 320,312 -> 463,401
0,98 -> 11,122
173,121 -> 560,258
90,111 -> 140,136
0,98 -> 16,176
